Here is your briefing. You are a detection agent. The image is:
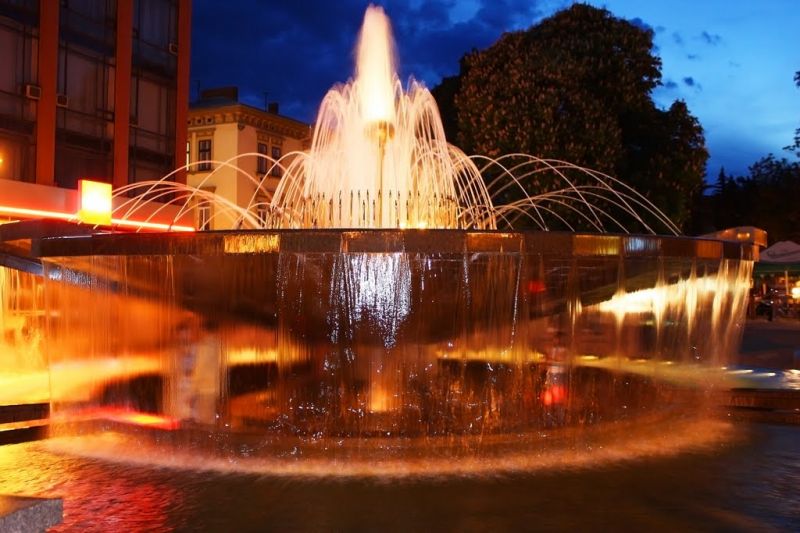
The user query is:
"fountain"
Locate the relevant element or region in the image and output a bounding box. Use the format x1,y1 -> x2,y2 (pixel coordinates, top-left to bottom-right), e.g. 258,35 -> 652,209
3,6 -> 754,476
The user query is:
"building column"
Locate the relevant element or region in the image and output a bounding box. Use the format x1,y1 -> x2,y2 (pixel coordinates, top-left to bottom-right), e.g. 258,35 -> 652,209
174,0 -> 192,185
35,0 -> 58,186
113,0 -> 133,189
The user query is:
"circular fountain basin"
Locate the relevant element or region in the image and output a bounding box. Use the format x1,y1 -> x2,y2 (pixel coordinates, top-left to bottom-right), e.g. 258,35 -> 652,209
36,230 -> 754,463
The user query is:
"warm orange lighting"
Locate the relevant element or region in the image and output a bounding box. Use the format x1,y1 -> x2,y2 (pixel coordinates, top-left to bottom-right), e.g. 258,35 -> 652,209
369,386 -> 391,412
356,7 -> 396,123
123,412 -> 180,430
78,179 -> 113,225
90,407 -> 180,430
111,218 -> 195,232
0,204 -> 194,232
0,205 -> 75,221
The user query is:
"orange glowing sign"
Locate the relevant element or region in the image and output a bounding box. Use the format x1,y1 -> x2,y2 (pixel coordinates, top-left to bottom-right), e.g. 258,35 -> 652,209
78,179 -> 112,225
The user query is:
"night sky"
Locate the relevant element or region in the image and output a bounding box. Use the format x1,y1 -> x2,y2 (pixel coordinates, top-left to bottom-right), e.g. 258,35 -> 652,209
191,0 -> 800,179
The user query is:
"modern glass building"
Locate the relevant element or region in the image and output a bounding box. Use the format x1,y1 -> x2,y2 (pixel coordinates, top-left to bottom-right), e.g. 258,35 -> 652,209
0,0 -> 191,224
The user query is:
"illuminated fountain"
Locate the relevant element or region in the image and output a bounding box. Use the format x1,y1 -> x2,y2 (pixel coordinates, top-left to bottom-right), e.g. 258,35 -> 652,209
270,5 -> 492,230
8,6 -> 755,475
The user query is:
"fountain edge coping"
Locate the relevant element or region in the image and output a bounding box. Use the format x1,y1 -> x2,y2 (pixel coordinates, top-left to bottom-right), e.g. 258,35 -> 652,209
0,495 -> 63,532
31,228 -> 756,261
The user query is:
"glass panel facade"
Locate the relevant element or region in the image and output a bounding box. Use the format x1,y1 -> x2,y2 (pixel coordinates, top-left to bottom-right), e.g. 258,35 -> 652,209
54,0 -> 116,188
0,5 -> 38,182
0,0 -> 184,188
129,0 -> 178,184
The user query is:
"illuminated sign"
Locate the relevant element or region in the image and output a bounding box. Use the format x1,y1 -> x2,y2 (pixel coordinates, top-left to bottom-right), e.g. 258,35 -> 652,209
78,179 -> 112,226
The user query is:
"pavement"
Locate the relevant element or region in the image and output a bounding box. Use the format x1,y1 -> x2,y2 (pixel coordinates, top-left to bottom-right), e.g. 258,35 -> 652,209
724,317 -> 800,423
735,317 -> 800,370
0,495 -> 62,532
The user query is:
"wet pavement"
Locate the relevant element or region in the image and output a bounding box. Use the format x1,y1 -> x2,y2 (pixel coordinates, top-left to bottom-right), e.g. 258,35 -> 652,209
736,318 -> 800,371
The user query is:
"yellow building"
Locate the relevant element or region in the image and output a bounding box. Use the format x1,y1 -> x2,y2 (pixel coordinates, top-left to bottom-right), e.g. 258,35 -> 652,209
187,87 -> 310,230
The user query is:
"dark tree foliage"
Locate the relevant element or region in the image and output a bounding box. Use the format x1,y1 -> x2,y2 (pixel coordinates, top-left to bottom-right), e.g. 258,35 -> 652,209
784,70 -> 800,157
693,68 -> 800,243
699,157 -> 800,243
433,4 -> 708,230
430,74 -> 461,147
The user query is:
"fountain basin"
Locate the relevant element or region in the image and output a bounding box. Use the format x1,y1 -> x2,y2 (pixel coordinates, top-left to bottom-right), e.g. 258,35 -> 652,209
35,230 -> 754,457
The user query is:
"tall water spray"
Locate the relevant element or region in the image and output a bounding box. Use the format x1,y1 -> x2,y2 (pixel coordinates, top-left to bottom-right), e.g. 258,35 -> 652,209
271,5 -> 495,230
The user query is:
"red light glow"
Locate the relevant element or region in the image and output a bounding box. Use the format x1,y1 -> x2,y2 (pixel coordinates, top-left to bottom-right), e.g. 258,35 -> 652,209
527,280 -> 546,294
542,385 -> 566,406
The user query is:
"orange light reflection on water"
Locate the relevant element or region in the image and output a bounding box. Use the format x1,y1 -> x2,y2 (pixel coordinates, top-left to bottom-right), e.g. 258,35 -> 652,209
63,407 -> 180,431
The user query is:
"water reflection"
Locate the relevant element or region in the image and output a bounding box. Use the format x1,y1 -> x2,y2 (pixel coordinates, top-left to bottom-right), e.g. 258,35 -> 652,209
0,266 -> 49,405
0,424 -> 797,530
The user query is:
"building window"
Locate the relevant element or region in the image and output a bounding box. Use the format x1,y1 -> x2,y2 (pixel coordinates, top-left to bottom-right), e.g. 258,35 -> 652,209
256,203 -> 269,226
257,142 -> 268,174
198,139 -> 211,171
185,140 -> 191,168
197,202 -> 212,230
270,146 -> 282,176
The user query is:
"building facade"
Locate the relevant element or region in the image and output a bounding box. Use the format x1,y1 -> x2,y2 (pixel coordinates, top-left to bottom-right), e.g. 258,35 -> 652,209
187,87 -> 309,230
0,0 -> 191,227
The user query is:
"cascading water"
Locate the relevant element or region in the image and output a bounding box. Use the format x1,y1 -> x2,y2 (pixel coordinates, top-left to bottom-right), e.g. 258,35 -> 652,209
0,265 -> 49,405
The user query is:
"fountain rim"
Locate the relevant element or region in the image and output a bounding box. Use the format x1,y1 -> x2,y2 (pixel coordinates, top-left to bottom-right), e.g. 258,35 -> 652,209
28,226 -> 757,261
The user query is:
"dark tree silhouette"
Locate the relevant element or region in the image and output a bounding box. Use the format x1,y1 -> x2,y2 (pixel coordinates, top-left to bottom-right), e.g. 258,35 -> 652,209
698,156 -> 800,243
693,69 -> 800,243
784,70 -> 800,157
433,4 -> 708,229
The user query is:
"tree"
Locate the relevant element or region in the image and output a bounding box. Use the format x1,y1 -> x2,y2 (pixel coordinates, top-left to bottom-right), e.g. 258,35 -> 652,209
434,4 -> 708,229
616,100 -> 707,227
430,74 -> 461,147
699,156 -> 800,242
747,155 -> 800,242
784,70 -> 800,157
692,70 -> 800,241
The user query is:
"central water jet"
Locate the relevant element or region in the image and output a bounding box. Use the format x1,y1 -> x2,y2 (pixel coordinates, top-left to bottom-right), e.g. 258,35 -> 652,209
271,5 -> 494,230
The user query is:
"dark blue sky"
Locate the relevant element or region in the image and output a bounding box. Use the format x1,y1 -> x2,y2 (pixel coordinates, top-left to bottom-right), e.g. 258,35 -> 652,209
190,0 -> 800,178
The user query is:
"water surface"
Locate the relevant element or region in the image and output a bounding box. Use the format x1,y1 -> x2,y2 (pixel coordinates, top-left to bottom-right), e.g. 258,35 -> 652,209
0,423 -> 797,531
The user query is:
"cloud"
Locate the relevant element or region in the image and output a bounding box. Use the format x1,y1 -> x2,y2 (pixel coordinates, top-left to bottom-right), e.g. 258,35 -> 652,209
672,31 -> 684,45
628,17 -> 653,32
191,0 -> 548,122
683,76 -> 702,90
687,53 -> 699,60
700,31 -> 722,45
